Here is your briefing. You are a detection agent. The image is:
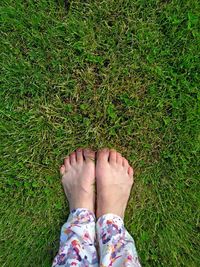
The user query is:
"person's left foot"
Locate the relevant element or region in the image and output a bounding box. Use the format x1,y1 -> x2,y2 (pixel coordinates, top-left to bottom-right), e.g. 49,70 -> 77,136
60,148 -> 96,212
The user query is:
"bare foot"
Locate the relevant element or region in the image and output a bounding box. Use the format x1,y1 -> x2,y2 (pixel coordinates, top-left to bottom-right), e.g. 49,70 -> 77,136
60,148 -> 95,212
96,148 -> 134,219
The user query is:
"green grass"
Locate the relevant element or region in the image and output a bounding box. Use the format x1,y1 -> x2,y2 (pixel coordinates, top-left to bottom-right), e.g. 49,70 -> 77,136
0,0 -> 199,266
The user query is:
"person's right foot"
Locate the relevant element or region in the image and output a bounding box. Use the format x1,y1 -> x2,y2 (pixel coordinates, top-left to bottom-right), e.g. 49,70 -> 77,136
96,148 -> 134,219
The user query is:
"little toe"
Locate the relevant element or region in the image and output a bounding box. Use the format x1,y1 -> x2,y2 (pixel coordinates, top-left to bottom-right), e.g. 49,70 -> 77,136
97,148 -> 109,162
116,152 -> 123,165
128,166 -> 134,178
64,156 -> 71,171
109,149 -> 117,164
70,152 -> 76,165
83,148 -> 95,162
76,148 -> 83,163
60,165 -> 66,175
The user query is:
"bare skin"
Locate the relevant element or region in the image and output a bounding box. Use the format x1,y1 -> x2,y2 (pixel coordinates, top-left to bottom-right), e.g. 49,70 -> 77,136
60,148 -> 95,212
60,148 -> 134,219
96,148 -> 134,219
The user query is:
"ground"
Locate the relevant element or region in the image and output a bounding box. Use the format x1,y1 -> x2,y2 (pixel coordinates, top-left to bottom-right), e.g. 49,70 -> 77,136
0,0 -> 199,266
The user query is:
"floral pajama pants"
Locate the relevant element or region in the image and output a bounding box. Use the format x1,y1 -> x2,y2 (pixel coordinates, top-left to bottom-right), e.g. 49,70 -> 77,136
52,209 -> 141,267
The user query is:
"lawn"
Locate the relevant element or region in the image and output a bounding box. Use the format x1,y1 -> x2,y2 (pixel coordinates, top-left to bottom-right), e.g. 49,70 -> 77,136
0,0 -> 199,266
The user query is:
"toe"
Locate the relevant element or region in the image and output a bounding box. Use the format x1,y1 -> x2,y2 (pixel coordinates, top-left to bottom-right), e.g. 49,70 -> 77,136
122,157 -> 129,168
116,152 -> 123,165
109,149 -> 117,164
97,148 -> 109,162
64,156 -> 71,171
128,166 -> 134,178
76,148 -> 83,163
70,152 -> 76,165
60,165 -> 66,175
83,148 -> 95,162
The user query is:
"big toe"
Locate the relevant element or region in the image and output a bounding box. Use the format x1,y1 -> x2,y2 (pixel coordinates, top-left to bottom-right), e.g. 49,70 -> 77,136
97,148 -> 109,162
83,148 -> 95,163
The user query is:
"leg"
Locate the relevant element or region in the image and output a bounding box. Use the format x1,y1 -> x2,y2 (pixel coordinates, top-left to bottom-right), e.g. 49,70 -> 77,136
52,149 -> 99,267
96,148 -> 141,267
